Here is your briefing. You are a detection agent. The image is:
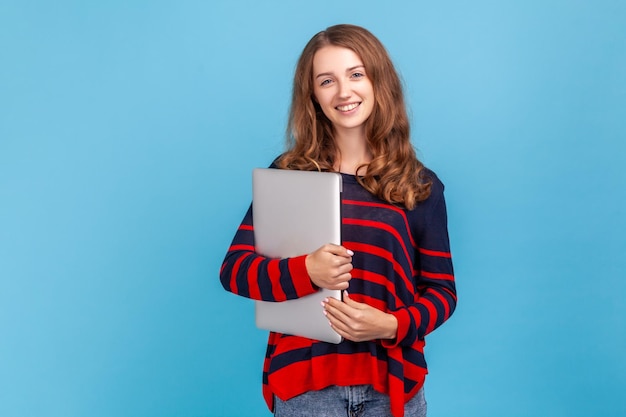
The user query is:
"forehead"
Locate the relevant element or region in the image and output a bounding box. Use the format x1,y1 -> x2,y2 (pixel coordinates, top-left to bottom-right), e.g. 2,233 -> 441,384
312,45 -> 364,74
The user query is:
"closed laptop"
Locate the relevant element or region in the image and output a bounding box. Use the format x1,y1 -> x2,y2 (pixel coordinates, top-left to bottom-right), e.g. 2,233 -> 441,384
252,168 -> 343,344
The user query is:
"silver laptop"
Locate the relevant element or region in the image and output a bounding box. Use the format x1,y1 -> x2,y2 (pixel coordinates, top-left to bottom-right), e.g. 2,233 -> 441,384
252,168 -> 343,344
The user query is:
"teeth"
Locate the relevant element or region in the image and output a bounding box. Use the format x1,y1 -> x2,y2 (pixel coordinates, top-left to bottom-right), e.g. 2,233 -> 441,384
337,103 -> 359,111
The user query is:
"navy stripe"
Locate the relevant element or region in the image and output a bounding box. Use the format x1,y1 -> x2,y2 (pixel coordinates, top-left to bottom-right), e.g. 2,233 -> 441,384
270,346 -> 311,372
278,260 -> 297,298
403,348 -> 427,369
257,259 -> 275,300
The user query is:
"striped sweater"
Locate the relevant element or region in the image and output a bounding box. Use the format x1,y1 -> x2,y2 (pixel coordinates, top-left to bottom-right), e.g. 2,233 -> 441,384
220,169 -> 456,417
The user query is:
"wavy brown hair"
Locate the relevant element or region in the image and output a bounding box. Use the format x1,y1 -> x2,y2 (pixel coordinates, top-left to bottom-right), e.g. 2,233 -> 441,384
277,24 -> 431,209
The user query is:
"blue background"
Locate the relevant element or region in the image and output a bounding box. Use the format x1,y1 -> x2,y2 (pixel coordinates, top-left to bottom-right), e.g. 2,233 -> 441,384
1,1 -> 625,416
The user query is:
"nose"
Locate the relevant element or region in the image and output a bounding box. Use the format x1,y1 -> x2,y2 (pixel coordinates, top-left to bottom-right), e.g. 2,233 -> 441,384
337,79 -> 352,99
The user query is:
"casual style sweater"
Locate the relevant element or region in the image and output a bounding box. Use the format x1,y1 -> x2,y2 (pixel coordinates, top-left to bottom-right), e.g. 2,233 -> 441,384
220,169 -> 456,417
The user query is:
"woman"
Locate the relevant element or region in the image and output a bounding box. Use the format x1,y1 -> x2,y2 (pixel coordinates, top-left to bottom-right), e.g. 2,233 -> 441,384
220,24 -> 456,417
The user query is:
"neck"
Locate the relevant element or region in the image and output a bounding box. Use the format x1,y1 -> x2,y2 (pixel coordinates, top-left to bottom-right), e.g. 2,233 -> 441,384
333,128 -> 371,175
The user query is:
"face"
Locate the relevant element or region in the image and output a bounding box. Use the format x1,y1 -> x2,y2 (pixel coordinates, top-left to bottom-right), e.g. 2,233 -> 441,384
312,45 -> 374,138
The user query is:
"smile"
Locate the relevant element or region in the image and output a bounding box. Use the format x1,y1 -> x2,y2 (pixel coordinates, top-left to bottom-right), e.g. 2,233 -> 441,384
336,102 -> 360,112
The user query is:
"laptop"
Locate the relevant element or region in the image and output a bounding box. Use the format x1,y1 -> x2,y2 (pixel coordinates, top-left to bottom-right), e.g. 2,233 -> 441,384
252,168 -> 343,344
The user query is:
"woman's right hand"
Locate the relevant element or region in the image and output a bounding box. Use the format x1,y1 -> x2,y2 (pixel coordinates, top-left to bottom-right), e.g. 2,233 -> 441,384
305,244 -> 353,290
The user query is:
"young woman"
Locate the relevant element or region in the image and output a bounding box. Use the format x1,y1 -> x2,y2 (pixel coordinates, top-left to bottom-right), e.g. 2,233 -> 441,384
220,24 -> 456,417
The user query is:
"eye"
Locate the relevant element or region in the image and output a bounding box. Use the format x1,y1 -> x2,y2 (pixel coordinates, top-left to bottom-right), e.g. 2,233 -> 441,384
351,72 -> 365,79
320,79 -> 332,87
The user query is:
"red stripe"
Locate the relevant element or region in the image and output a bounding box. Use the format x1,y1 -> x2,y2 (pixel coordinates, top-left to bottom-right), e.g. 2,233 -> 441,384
351,268 -> 404,308
355,293 -> 387,312
419,247 -> 451,258
407,305 -> 421,327
287,257 -> 314,298
343,218 -> 412,267
230,252 -> 253,294
421,297 -> 438,334
420,270 -> 455,281
344,199 -> 416,248
429,288 -> 450,319
346,241 -> 415,294
272,334 -> 316,353
442,286 -> 458,302
239,224 -> 253,231
268,260 -> 286,301
247,257 -> 262,299
229,244 -> 255,252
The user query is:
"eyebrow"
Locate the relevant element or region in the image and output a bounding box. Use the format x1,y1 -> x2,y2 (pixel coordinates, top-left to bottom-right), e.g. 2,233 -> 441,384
315,65 -> 365,79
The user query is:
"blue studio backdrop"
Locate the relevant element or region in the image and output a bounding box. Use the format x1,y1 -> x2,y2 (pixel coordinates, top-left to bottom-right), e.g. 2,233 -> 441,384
1,1 -> 625,416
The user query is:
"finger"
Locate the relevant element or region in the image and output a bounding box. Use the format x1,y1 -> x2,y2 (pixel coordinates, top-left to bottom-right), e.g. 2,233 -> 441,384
330,280 -> 350,291
342,291 -> 362,308
330,258 -> 352,271
327,315 -> 352,338
324,308 -> 352,334
336,262 -> 353,275
323,295 -> 345,309
324,244 -> 354,258
325,308 -> 365,343
331,272 -> 352,286
325,315 -> 352,341
323,298 -> 354,323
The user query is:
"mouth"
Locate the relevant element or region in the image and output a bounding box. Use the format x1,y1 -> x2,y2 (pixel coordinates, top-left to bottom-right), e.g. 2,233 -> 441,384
336,102 -> 360,112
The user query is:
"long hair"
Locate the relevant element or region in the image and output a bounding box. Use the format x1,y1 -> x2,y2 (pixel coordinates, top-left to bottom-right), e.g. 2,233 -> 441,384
278,24 -> 431,209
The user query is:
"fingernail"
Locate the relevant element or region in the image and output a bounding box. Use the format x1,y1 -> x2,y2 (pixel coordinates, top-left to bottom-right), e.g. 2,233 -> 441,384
347,249 -> 354,256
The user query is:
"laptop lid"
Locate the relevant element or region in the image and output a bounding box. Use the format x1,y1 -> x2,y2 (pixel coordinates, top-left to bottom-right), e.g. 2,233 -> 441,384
252,168 -> 343,343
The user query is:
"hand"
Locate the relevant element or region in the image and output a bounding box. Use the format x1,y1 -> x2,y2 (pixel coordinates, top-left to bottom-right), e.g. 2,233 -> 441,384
305,244 -> 353,290
322,291 -> 398,342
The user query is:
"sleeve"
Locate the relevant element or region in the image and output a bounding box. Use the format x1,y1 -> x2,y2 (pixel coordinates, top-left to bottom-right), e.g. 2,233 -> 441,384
383,177 -> 457,347
219,204 -> 320,302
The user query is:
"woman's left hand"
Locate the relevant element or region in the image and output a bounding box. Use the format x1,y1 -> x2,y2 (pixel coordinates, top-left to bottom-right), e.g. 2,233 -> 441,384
322,291 -> 398,342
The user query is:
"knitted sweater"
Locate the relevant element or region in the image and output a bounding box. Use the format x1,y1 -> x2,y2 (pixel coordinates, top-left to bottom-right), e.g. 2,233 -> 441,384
220,169 -> 456,417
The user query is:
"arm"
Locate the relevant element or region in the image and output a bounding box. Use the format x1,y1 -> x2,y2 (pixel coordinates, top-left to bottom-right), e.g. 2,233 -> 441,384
219,206 -> 353,301
384,179 -> 457,347
220,205 -> 316,301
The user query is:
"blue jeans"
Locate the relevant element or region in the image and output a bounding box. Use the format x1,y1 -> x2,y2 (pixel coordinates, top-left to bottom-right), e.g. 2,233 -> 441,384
274,385 -> 427,417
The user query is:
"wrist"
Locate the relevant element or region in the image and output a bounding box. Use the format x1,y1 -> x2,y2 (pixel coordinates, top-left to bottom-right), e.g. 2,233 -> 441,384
383,312 -> 398,340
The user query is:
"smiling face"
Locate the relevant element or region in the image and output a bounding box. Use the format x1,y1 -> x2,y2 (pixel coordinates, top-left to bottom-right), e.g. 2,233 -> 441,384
312,45 -> 375,140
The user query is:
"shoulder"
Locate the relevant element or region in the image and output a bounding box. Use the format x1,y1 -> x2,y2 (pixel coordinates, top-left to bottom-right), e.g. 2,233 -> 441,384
406,167 -> 446,220
409,167 -> 449,234
268,154 -> 286,169
420,167 -> 445,199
